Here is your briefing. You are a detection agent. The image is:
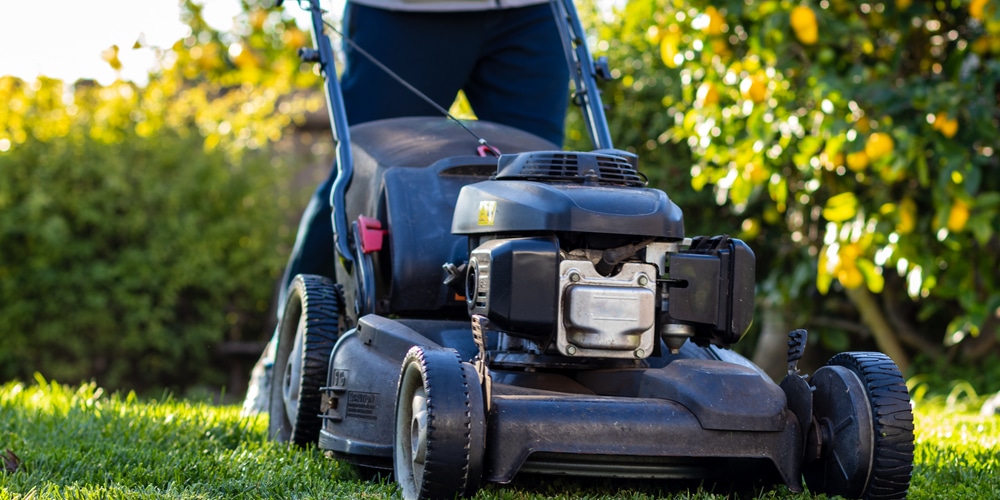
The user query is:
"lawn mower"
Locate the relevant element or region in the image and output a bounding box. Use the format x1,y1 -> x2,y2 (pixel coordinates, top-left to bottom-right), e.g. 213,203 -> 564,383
266,1 -> 915,498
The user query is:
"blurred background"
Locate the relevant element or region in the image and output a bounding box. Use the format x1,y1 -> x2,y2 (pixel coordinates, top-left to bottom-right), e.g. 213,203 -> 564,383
1,0 -> 998,402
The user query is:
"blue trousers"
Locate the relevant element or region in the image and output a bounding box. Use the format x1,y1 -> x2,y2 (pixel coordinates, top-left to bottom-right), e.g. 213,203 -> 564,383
278,1 -> 569,309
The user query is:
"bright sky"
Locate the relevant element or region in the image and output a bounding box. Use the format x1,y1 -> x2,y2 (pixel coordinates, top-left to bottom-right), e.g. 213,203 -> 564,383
0,0 -> 316,86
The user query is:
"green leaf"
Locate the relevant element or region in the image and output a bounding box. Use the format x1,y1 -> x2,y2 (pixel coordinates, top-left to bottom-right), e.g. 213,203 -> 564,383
857,258 -> 885,294
944,315 -> 975,346
969,212 -> 996,247
768,176 -> 788,212
820,329 -> 850,352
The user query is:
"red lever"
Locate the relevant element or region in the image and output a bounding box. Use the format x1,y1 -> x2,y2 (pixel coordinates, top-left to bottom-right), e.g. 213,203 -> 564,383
358,215 -> 386,254
477,144 -> 501,157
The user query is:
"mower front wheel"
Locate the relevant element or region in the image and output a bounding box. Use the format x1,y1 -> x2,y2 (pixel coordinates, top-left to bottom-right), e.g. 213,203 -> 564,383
394,346 -> 485,500
268,274 -> 345,445
804,352 -> 914,499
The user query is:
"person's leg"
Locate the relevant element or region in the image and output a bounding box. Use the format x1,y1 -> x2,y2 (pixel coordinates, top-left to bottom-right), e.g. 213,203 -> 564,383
246,5 -> 486,414
463,3 -> 570,146
276,175 -> 336,310
340,3 -> 486,124
242,171 -> 336,415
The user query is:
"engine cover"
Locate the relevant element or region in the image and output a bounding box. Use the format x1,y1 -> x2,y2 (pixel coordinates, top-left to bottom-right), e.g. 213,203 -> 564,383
466,236 -> 559,340
451,151 -> 684,239
667,237 -> 756,347
556,260 -> 658,359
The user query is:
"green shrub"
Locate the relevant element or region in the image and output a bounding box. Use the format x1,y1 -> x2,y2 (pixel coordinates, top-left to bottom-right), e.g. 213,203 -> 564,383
0,77 -> 302,392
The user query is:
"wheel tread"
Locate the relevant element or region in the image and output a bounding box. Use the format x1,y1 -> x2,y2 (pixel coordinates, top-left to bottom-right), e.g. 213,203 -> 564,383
418,349 -> 473,498
397,347 -> 483,500
269,274 -> 345,446
291,275 -> 344,446
828,352 -> 914,500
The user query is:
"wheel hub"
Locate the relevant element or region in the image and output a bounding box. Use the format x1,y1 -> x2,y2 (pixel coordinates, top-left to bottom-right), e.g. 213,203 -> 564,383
282,321 -> 306,425
410,391 -> 428,468
803,365 -> 875,498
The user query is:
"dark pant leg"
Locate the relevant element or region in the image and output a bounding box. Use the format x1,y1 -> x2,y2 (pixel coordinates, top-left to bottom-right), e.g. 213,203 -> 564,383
339,2 -> 568,146
276,174 -> 336,309
464,3 -> 570,145
340,3 -> 485,124
277,5 -> 484,311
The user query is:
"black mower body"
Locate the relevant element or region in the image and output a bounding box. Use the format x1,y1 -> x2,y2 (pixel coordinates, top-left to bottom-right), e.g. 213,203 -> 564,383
334,117 -> 558,320
316,116 -> 798,489
270,1 -> 914,497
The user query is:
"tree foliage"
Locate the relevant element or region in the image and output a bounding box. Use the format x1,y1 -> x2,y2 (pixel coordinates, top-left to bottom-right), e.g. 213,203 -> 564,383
0,1 -> 321,391
591,0 -> 1000,370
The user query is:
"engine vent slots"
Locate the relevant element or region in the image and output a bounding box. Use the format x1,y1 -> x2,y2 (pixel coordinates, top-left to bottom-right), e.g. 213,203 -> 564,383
496,151 -> 645,187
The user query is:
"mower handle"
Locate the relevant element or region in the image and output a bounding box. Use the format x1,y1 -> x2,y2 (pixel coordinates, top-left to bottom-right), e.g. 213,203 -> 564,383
550,0 -> 614,150
298,0 -> 356,266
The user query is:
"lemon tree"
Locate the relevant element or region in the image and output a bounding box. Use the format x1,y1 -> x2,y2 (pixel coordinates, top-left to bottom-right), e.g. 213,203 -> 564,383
586,0 -> 1000,370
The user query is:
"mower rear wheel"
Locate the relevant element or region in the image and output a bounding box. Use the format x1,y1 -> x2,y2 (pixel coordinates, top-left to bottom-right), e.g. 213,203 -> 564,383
268,274 -> 345,445
394,346 -> 485,500
804,352 -> 914,499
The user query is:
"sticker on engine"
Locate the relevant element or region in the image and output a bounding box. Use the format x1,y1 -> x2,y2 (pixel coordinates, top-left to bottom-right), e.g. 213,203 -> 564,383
346,391 -> 378,420
477,200 -> 497,226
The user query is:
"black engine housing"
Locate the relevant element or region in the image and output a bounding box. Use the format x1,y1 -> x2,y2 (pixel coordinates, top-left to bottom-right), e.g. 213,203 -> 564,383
453,150 -> 756,350
452,151 -> 685,238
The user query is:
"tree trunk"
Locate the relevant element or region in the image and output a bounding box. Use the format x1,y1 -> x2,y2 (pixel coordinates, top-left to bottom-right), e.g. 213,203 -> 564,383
752,299 -> 792,382
843,286 -> 911,374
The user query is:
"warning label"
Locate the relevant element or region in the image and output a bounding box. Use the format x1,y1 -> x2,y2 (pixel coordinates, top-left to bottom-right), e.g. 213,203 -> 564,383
346,391 -> 378,420
477,200 -> 497,226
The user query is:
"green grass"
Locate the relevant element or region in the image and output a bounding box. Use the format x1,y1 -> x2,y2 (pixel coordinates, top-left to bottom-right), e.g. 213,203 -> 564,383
1,374 -> 997,499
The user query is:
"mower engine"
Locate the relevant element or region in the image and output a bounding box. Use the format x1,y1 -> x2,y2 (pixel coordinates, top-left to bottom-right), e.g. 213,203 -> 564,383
452,150 -> 756,361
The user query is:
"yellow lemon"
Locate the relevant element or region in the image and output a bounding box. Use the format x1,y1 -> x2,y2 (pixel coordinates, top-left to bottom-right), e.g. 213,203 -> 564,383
864,132 -> 894,161
855,118 -> 872,134
709,38 -> 732,62
704,6 -> 726,35
846,151 -> 869,172
660,35 -> 681,68
897,197 -> 917,234
283,28 -> 308,49
790,6 -> 819,45
835,243 -> 865,289
197,42 -> 222,71
233,44 -> 259,69
947,198 -> 970,232
746,162 -> 769,183
796,26 -> 818,46
249,9 -> 268,31
971,0 -> 988,20
740,72 -> 768,103
972,36 -> 993,55
696,82 -> 720,107
934,112 -> 958,138
836,264 -> 865,289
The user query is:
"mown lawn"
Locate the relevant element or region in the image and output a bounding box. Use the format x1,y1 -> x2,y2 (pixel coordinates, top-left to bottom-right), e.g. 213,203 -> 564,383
1,374 -> 997,499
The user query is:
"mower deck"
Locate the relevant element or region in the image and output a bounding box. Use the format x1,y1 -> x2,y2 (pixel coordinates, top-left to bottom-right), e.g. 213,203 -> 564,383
316,315 -> 805,491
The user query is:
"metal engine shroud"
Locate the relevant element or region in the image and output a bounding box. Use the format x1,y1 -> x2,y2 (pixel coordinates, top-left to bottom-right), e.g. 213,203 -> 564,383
466,235 -> 658,359
454,150 -> 756,353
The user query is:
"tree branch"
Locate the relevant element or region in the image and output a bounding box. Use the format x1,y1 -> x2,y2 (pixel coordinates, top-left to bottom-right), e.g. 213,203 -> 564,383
844,286 -> 911,373
806,316 -> 870,337
882,283 -> 944,359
